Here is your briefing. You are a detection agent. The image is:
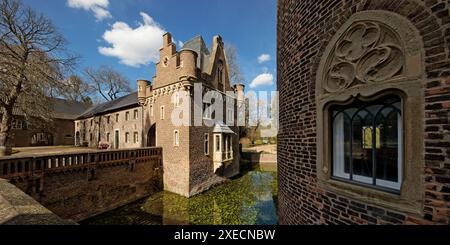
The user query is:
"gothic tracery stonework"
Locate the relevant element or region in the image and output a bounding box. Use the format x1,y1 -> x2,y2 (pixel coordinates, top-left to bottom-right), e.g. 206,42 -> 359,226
317,10 -> 423,98
325,21 -> 405,93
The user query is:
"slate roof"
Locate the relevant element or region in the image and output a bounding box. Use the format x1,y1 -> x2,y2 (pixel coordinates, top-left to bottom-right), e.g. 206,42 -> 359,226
77,92 -> 138,119
180,35 -> 211,71
50,98 -> 88,120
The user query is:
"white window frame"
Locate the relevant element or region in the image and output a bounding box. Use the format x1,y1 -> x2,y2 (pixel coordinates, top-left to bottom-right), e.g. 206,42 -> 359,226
214,134 -> 221,152
174,130 -> 180,146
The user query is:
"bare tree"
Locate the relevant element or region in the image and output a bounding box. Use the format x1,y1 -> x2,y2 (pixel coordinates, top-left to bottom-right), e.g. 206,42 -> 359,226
0,0 -> 76,156
55,75 -> 93,107
84,66 -> 132,102
224,43 -> 245,85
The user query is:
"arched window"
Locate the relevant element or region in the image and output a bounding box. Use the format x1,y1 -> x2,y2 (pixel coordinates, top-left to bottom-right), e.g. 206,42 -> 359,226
330,94 -> 402,190
315,11 -> 424,210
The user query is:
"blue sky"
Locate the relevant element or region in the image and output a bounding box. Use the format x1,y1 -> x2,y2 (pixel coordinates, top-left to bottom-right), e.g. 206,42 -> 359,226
22,0 -> 277,93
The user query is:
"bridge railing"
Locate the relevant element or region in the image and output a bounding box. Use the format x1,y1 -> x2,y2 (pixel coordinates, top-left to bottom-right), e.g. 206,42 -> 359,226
0,147 -> 162,179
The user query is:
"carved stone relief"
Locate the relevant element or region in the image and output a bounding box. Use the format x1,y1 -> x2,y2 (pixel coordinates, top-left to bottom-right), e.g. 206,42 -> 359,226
317,11 -> 423,97
325,22 -> 405,93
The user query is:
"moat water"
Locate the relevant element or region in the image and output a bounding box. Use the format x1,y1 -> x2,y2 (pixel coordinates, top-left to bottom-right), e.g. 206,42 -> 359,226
81,170 -> 278,225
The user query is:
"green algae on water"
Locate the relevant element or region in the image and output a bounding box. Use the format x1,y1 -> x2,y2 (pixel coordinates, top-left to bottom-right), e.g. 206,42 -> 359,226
81,170 -> 278,225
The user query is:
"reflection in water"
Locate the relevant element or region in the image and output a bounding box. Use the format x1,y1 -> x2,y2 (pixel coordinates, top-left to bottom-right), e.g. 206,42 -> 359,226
82,171 -> 278,225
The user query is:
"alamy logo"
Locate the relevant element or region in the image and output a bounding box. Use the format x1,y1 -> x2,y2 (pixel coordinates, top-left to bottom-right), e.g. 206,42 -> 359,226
170,83 -> 278,137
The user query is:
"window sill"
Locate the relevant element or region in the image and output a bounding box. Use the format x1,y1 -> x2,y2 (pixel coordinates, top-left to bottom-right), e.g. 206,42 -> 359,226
318,177 -> 422,215
331,176 -> 400,195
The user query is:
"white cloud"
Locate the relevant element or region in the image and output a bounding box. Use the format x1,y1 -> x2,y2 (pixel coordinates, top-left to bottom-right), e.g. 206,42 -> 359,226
178,41 -> 184,48
98,12 -> 166,67
258,54 -> 271,64
67,0 -> 112,21
250,73 -> 274,88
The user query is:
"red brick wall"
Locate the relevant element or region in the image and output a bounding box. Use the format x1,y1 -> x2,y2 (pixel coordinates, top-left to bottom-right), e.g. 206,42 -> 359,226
277,0 -> 450,224
12,119 -> 75,147
7,149 -> 163,222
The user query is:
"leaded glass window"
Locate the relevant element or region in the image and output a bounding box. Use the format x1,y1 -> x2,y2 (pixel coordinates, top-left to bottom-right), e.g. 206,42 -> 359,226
331,94 -> 403,191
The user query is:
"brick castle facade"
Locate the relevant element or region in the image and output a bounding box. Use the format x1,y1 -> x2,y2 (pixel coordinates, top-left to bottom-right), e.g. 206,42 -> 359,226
75,33 -> 245,197
277,0 -> 450,224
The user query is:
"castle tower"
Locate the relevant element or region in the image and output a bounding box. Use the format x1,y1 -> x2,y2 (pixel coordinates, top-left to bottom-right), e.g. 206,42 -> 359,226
234,83 -> 245,106
137,80 -> 149,105
179,49 -> 198,92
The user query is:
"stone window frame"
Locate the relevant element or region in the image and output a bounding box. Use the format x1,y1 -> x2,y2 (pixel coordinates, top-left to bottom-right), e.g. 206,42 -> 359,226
227,108 -> 234,125
174,130 -> 180,147
160,106 -> 165,120
174,92 -> 181,108
315,11 -> 425,215
133,132 -> 139,144
125,132 -> 130,143
327,91 -> 405,192
125,111 -> 130,121
134,109 -> 139,120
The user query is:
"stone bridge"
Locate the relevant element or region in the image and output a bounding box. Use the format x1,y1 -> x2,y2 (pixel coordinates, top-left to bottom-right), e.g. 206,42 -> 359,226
0,147 -> 163,222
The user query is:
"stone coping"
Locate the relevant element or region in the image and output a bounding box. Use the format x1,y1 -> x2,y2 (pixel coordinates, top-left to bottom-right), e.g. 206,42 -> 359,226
0,179 -> 76,225
0,147 -> 162,160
